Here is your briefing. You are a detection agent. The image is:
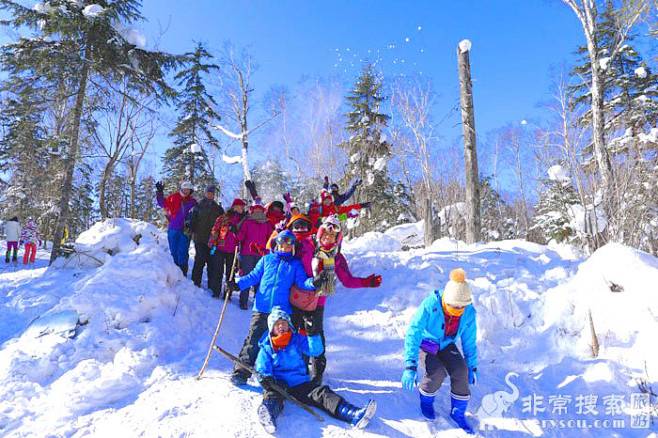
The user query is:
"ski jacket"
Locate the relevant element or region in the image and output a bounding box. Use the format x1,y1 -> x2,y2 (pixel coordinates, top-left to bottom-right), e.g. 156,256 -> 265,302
188,198 -> 224,244
237,212 -> 274,256
156,192 -> 197,231
236,251 -> 315,314
20,220 -> 40,245
5,220 -> 20,242
208,213 -> 241,253
255,332 -> 324,387
404,289 -> 477,370
322,180 -> 359,206
319,202 -> 361,218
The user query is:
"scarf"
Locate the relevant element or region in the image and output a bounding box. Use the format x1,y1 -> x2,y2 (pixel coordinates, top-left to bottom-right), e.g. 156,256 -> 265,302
442,298 -> 464,337
271,331 -> 292,351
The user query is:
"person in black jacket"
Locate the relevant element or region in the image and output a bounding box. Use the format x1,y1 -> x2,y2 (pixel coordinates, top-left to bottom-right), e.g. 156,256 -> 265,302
188,186 -> 224,294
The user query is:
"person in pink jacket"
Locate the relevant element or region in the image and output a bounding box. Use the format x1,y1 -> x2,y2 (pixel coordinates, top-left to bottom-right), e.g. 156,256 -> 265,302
291,215 -> 382,385
236,200 -> 275,309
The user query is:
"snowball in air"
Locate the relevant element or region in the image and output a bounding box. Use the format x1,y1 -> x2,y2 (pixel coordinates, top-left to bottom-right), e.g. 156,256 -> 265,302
458,39 -> 472,53
521,120 -> 527,125
417,26 -> 422,30
405,37 -> 410,42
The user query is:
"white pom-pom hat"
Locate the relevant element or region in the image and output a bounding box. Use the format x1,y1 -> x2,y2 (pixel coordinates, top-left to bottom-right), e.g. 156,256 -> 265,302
442,268 -> 472,307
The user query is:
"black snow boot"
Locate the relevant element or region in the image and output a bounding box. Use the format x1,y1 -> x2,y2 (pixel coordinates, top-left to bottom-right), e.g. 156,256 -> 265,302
257,399 -> 282,434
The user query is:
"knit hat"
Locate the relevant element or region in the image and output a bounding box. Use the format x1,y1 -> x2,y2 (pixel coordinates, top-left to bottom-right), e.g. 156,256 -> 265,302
317,215 -> 343,249
180,181 -> 194,191
320,189 -> 333,202
267,306 -> 295,334
250,199 -> 265,212
442,268 -> 472,307
205,185 -> 216,194
231,198 -> 246,208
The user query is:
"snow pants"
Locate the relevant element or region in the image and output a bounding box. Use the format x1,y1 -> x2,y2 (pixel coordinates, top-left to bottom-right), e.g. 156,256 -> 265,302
238,254 -> 261,306
167,228 -> 191,275
419,343 -> 470,399
292,306 -> 326,383
23,243 -> 36,264
263,380 -> 345,420
233,312 -> 269,380
191,242 -> 211,289
209,250 -> 236,298
6,241 -> 18,261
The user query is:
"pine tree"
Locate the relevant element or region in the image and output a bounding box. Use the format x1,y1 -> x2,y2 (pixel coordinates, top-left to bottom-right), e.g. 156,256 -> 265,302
0,0 -> 181,262
163,42 -> 219,193
531,167 -> 580,244
339,64 -> 414,233
480,176 -> 516,241
251,160 -> 290,204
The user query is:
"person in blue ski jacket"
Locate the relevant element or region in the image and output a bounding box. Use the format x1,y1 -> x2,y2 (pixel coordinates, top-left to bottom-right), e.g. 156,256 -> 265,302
254,307 -> 376,433
228,230 -> 326,385
402,268 -> 478,434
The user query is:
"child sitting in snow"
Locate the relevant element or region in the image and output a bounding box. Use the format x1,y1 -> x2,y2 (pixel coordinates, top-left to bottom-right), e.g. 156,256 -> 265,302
255,306 -> 377,433
402,268 -> 478,434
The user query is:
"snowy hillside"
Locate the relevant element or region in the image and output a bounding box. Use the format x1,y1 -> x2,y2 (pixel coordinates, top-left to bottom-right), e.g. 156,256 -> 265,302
0,219 -> 656,437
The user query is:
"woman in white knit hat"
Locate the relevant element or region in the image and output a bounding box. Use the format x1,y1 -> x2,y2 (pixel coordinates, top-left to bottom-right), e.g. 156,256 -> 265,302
401,268 -> 478,434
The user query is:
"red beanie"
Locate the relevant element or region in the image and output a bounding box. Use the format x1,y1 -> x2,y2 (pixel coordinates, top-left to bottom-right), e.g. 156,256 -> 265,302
231,198 -> 246,208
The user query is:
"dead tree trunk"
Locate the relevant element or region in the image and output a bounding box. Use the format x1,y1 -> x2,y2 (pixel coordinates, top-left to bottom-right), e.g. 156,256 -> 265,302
457,40 -> 481,244
424,198 -> 435,247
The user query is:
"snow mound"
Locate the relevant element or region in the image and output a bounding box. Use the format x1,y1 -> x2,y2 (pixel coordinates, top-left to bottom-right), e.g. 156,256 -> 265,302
344,231 -> 402,253
543,243 -> 658,377
384,220 -> 424,247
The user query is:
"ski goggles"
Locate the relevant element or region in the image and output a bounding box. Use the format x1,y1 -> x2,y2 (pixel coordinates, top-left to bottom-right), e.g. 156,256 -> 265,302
275,235 -> 295,245
322,222 -> 341,233
291,219 -> 311,231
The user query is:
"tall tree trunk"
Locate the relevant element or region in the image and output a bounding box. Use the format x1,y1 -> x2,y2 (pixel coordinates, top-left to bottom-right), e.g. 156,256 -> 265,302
457,42 -> 481,244
49,61 -> 89,264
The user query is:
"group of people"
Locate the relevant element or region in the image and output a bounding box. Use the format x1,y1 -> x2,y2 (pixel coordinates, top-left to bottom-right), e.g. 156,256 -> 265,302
156,179 -> 479,434
3,216 -> 41,265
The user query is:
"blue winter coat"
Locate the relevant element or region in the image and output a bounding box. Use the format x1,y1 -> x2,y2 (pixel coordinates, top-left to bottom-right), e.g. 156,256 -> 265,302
404,290 -> 478,370
255,332 -> 324,387
236,252 -> 315,314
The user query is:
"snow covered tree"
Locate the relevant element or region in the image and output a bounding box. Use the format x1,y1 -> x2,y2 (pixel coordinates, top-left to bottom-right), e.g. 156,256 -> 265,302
163,42 -> 219,192
251,160 -> 290,205
480,176 -> 516,241
531,165 -> 580,244
339,64 -> 414,233
0,0 -> 181,262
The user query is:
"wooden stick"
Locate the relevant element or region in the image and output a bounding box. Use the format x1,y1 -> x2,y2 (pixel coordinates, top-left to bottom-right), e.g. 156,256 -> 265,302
196,246 -> 239,380
213,345 -> 325,422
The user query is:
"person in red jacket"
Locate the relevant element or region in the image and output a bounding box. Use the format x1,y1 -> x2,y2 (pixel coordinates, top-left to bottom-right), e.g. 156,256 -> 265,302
236,200 -> 275,309
207,198 -> 247,298
291,215 -> 382,385
318,190 -> 370,220
156,181 -> 198,276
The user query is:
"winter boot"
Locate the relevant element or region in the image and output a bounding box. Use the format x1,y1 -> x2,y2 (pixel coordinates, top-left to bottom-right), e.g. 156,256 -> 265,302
257,399 -> 282,434
336,399 -> 377,429
420,394 -> 436,420
230,372 -> 249,386
239,300 -> 249,310
450,395 -> 474,434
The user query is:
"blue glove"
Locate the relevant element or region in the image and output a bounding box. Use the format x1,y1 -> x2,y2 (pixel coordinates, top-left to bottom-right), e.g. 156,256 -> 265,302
469,367 -> 478,386
401,369 -> 418,391
210,246 -> 217,255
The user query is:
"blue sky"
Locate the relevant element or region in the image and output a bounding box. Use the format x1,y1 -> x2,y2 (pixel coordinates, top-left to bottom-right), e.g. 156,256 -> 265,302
140,0 -> 585,139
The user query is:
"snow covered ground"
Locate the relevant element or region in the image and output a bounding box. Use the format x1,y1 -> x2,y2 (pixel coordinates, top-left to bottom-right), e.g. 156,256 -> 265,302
0,218 -> 656,437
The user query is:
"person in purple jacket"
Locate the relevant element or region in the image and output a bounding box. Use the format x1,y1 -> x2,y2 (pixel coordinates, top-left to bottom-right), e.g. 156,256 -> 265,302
236,200 -> 275,309
156,181 -> 198,276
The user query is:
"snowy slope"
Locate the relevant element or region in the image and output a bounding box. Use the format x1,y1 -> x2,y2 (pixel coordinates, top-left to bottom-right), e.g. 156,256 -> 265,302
0,219 -> 656,437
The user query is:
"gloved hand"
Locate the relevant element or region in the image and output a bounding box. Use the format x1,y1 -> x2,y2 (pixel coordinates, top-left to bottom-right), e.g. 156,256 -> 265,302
227,281 -> 241,292
360,201 -> 372,209
401,368 -> 418,391
249,242 -> 266,256
312,270 -> 329,289
469,367 -> 478,386
362,274 -> 382,288
260,376 -> 275,391
155,181 -> 164,193
283,192 -> 292,203
210,246 -> 217,255
324,176 -> 330,186
353,178 -> 362,187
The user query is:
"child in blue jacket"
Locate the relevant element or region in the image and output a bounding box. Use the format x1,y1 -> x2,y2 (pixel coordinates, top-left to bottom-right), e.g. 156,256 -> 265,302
229,230 -> 324,385
401,268 -> 478,434
255,307 -> 376,433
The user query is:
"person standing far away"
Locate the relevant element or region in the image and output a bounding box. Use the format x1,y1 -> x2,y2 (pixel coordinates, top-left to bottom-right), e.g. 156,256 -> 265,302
188,186 -> 224,293
155,180 -> 198,276
5,216 -> 20,264
20,218 -> 41,265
